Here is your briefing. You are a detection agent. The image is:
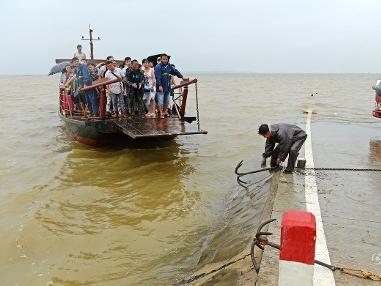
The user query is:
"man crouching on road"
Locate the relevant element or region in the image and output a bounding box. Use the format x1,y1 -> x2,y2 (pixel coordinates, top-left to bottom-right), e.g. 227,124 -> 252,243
258,123 -> 307,173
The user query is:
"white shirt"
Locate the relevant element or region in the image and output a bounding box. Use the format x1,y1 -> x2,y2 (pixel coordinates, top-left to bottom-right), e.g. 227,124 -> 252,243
105,68 -> 124,95
74,51 -> 86,61
144,67 -> 155,86
98,65 -> 107,77
122,66 -> 131,77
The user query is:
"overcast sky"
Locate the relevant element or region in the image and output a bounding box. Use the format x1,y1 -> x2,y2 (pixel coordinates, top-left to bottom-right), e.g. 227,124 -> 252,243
1,0 -> 381,74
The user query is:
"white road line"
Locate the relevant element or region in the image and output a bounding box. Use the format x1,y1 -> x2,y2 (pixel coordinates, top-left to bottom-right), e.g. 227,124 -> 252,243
304,111 -> 336,286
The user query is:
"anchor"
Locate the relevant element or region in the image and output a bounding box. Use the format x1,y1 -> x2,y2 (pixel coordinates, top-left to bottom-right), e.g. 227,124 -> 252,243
250,219 -> 343,273
235,160 -> 279,189
250,218 -> 279,273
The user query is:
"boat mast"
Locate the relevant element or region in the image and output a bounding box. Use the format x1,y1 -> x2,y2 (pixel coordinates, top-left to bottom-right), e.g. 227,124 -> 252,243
81,25 -> 101,60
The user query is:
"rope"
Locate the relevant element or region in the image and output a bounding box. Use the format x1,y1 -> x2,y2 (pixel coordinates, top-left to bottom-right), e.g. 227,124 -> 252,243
172,163 -> 381,285
339,267 -> 381,281
172,231 -> 381,285
171,253 -> 251,286
252,240 -> 381,281
171,244 -> 381,285
249,219 -> 381,282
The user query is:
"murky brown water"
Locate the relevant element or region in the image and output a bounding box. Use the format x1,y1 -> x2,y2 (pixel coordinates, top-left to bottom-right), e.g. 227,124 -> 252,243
0,74 -> 380,285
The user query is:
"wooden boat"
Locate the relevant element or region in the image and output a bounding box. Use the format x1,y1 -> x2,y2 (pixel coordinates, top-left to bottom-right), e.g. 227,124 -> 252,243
56,28 -> 207,146
373,93 -> 381,118
58,78 -> 207,146
372,80 -> 381,118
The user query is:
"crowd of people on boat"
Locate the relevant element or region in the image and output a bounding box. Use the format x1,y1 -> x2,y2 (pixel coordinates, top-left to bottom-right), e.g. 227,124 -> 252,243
60,45 -> 188,119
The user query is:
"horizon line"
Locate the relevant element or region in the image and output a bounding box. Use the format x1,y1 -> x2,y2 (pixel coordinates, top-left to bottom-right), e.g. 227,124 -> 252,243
1,71 -> 381,76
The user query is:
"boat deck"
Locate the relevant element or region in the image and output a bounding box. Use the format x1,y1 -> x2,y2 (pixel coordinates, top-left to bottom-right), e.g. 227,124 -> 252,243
112,117 -> 207,139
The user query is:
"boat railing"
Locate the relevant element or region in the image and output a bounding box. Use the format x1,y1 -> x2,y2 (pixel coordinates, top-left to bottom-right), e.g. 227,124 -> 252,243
171,78 -> 197,91
170,79 -> 201,130
59,86 -> 73,117
79,77 -> 121,92
59,77 -> 122,119
59,77 -> 202,130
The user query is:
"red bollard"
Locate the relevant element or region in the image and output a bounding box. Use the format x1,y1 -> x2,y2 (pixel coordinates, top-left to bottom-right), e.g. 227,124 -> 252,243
279,211 -> 316,286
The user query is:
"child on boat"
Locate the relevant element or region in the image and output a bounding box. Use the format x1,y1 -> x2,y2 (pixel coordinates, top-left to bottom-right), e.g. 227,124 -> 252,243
142,58 -> 156,117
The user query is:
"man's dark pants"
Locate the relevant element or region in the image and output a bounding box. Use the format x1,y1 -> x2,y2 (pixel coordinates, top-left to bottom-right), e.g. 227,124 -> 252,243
86,89 -> 99,116
270,136 -> 307,171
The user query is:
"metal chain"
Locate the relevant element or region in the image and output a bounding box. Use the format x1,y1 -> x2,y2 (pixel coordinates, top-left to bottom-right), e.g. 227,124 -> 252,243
172,216 -> 381,285
253,236 -> 381,281
302,167 -> 381,172
235,161 -> 381,179
172,163 -> 381,285
251,219 -> 381,281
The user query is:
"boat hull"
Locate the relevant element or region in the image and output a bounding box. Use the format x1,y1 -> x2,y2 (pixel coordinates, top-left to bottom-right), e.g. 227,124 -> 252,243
58,113 -> 206,146
59,114 -> 127,146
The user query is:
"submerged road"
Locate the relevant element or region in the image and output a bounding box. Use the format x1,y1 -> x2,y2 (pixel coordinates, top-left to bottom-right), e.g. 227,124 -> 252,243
259,112 -> 381,285
305,111 -> 336,286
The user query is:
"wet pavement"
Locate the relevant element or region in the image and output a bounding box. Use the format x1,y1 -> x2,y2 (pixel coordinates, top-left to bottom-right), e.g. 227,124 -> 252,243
258,117 -> 381,285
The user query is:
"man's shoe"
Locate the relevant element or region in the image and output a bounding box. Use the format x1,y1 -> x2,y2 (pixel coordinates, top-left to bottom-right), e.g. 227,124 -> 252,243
283,169 -> 293,174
